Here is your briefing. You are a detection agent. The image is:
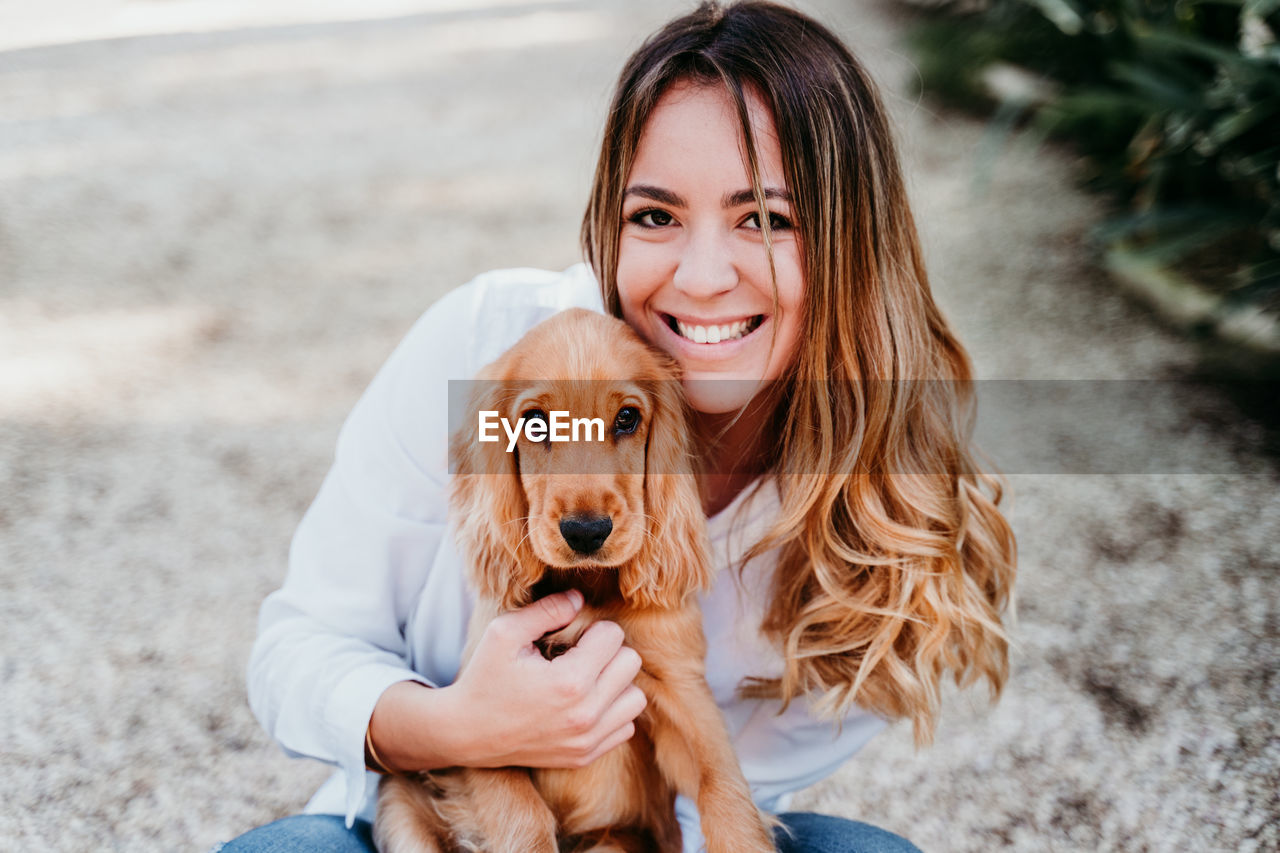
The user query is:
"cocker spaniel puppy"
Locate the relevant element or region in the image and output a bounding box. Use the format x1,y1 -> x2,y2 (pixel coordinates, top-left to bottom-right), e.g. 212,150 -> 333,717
374,309 -> 774,853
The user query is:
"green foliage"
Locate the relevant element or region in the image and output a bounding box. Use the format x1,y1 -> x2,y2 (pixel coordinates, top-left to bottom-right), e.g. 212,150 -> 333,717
906,0 -> 1280,310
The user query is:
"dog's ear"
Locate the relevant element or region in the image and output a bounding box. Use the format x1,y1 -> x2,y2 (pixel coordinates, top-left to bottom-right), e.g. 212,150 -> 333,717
449,373 -> 543,611
622,375 -> 713,610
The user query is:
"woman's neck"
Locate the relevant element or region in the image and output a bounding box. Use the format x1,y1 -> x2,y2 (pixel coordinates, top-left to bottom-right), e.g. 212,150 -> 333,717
702,469 -> 761,518
693,396 -> 778,517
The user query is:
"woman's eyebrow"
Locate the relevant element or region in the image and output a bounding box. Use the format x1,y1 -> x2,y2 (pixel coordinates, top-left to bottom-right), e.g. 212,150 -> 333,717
723,187 -> 791,207
623,185 -> 685,206
624,185 -> 792,207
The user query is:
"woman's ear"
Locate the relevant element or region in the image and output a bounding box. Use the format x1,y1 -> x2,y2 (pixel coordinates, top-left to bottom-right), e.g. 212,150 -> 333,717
449,373 -> 543,611
623,376 -> 712,609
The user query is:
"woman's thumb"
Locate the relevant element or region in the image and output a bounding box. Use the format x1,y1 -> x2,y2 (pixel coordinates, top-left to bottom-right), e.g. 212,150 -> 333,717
502,589 -> 583,643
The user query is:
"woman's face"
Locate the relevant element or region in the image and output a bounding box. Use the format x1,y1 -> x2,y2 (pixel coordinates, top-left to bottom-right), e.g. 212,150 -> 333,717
616,80 -> 804,415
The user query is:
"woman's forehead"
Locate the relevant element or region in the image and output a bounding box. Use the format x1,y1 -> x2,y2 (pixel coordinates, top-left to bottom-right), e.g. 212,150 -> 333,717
629,80 -> 786,193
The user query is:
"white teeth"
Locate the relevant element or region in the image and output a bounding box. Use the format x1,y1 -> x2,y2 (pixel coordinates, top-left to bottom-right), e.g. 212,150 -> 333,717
674,317 -> 760,344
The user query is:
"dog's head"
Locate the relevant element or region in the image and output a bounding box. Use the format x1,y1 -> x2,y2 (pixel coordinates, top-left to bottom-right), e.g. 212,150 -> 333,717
450,308 -> 709,611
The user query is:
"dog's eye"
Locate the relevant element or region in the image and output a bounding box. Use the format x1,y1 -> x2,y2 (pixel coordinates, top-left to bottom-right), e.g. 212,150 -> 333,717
522,409 -> 548,424
614,406 -> 640,435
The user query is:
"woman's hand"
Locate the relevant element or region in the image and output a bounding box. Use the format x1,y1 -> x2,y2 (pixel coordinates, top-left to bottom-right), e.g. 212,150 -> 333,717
368,590 -> 647,773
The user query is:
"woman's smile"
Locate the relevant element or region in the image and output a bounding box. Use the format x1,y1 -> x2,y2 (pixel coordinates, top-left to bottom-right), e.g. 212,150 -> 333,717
662,312 -> 765,345
655,311 -> 771,361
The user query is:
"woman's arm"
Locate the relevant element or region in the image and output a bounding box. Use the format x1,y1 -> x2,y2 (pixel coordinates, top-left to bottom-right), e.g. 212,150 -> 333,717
247,284 -> 475,824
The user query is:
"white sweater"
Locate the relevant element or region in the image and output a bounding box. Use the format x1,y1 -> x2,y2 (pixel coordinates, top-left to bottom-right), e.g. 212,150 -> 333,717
247,264 -> 886,852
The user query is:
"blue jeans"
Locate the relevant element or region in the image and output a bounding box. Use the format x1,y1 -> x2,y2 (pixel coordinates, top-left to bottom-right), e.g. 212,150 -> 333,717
217,812 -> 922,852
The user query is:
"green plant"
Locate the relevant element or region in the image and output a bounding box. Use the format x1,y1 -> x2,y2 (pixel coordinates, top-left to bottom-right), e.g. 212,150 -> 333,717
906,0 -> 1280,313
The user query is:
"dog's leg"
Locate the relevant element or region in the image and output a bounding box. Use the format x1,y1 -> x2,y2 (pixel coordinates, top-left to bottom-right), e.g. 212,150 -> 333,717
638,673 -> 776,853
628,611 -> 776,853
374,774 -> 451,853
375,769 -> 559,853
463,767 -> 559,853
563,826 -> 665,853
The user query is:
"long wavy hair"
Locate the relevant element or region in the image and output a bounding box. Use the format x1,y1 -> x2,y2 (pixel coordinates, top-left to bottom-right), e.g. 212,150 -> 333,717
582,0 -> 1016,744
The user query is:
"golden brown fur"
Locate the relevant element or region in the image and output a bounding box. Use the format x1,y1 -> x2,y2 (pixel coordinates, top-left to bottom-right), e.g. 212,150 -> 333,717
374,309 -> 775,853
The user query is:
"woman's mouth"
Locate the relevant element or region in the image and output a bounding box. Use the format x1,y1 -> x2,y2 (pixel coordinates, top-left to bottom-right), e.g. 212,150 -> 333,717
662,313 -> 765,344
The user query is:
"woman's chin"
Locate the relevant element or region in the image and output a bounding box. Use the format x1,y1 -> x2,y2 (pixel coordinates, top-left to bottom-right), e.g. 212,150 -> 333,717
682,377 -> 774,414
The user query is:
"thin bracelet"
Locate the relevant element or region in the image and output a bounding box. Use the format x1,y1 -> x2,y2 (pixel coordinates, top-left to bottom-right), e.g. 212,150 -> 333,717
365,725 -> 394,776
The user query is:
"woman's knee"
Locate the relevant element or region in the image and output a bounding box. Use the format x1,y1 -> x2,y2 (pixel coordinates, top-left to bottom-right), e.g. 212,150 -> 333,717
774,811 -> 923,853
217,814 -> 376,853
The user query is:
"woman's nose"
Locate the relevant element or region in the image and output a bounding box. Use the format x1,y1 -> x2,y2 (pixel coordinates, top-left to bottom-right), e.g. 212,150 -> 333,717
672,227 -> 737,299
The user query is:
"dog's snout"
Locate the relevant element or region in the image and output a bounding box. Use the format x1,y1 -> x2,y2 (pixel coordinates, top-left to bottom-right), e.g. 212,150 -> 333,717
559,515 -> 613,555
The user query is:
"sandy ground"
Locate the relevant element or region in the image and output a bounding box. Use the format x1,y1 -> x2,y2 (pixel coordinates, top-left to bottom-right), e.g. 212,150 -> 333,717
0,1 -> 1276,850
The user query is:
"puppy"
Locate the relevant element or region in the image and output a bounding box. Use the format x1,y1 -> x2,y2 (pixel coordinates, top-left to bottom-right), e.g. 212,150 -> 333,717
374,309 -> 775,853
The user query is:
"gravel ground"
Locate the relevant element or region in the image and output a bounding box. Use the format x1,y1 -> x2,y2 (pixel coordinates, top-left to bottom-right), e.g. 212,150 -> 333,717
1,1 -> 1276,851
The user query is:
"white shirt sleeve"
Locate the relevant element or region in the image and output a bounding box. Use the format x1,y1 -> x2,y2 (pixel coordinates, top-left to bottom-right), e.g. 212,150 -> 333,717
247,281 -> 478,826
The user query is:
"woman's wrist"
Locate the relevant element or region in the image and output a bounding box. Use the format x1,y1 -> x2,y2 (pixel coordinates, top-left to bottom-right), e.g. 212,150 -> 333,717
367,680 -> 471,774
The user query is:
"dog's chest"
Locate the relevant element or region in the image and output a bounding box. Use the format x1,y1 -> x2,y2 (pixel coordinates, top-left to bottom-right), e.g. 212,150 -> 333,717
531,569 -> 624,609
531,726 -> 678,849
530,571 -> 626,660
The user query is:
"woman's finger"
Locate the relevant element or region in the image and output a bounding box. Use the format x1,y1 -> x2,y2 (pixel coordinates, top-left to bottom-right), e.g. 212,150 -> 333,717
579,720 -> 638,767
489,590 -> 584,648
589,644 -> 643,710
553,619 -> 625,677
584,683 -> 647,747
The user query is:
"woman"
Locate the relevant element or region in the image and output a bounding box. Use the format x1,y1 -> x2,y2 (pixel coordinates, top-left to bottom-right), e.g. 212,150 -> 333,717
225,2 -> 1015,851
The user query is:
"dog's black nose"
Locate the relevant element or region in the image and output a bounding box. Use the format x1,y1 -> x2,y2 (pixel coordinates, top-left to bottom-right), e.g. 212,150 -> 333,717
559,516 -> 613,555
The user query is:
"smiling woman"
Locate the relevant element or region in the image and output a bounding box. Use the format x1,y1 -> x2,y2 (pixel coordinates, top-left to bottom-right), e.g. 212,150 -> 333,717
231,3 -> 1014,852
581,1 -> 1015,736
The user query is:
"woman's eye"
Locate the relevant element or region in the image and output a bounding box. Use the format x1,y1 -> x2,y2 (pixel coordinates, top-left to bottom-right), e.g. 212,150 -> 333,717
613,406 -> 640,435
628,209 -> 674,228
744,211 -> 793,231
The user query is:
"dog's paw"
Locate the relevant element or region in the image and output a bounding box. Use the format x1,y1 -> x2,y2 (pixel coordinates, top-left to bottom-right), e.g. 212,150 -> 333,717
534,633 -> 574,660
533,609 -> 595,660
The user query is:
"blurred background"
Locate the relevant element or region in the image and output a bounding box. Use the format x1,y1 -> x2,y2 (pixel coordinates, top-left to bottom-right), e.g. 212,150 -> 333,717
905,0 -> 1280,367
0,0 -> 1275,850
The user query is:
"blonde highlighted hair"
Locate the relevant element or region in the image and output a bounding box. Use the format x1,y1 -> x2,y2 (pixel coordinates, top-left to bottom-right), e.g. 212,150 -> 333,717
582,1 -> 1016,743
